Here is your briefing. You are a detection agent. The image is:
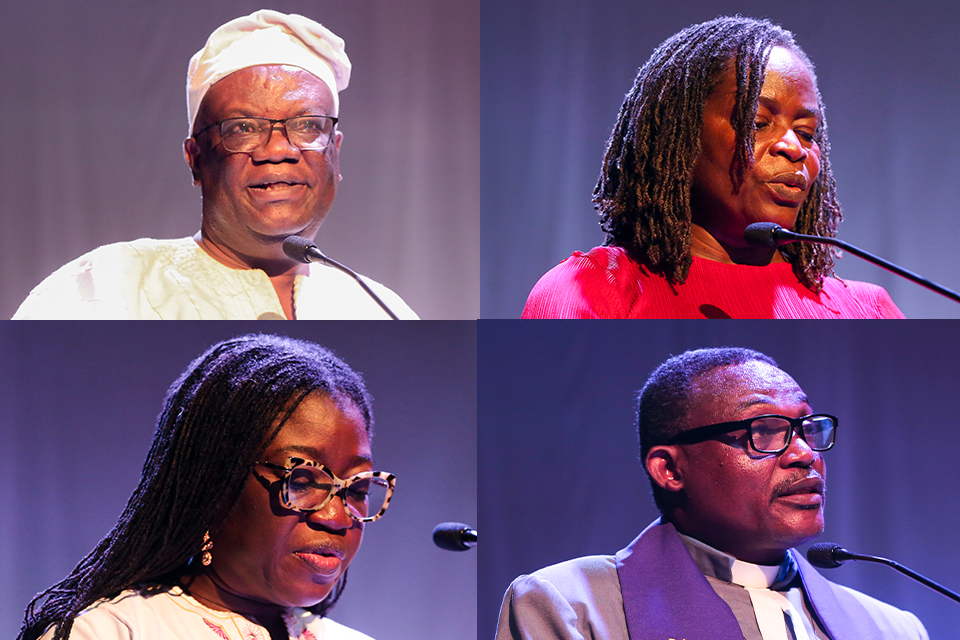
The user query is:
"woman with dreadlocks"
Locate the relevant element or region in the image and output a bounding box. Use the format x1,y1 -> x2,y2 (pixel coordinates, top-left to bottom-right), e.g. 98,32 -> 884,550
522,16 -> 903,319
20,334 -> 395,640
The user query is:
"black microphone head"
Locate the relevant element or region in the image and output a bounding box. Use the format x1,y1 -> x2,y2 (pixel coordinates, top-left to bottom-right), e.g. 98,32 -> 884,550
282,235 -> 316,263
807,542 -> 848,568
432,522 -> 478,551
744,222 -> 785,247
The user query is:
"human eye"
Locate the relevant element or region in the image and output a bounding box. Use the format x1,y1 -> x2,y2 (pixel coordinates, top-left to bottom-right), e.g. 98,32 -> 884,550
290,117 -> 322,133
289,467 -> 331,495
347,478 -> 371,501
222,119 -> 262,137
803,416 -> 827,434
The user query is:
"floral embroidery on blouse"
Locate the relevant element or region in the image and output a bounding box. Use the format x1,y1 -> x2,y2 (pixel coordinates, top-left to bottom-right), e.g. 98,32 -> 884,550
202,617 -> 230,639
239,623 -> 267,640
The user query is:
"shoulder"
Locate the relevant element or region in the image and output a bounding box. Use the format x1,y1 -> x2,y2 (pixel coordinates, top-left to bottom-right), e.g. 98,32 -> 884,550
497,556 -> 628,640
830,583 -> 929,639
523,555 -> 620,590
40,589 -> 160,639
507,556 -> 621,617
12,238 -> 192,320
820,277 -> 905,319
522,246 -> 642,318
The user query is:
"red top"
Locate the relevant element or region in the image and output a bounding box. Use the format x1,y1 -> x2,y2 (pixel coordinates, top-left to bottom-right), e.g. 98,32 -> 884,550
522,246 -> 905,319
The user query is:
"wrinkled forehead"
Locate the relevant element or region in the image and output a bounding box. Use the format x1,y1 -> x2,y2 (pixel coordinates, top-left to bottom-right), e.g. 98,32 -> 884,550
685,360 -> 808,427
196,64 -> 337,129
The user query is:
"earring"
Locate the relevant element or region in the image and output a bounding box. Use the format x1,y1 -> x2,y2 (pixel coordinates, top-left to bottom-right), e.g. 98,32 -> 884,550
201,531 -> 214,566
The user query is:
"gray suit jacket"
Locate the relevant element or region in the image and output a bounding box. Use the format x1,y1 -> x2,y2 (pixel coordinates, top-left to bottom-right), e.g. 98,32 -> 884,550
496,526 -> 928,640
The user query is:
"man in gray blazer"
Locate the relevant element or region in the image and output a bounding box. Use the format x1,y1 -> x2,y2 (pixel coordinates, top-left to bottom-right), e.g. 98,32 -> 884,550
497,347 -> 928,640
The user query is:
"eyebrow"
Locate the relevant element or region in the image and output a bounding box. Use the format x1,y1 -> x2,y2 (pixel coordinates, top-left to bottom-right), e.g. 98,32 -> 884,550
275,444 -> 374,468
733,393 -> 811,412
758,96 -> 820,121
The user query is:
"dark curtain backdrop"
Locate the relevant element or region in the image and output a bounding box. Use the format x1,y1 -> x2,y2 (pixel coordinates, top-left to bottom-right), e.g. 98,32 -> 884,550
0,0 -> 479,320
0,321 -> 477,640
479,320 -> 960,639
481,0 -> 960,318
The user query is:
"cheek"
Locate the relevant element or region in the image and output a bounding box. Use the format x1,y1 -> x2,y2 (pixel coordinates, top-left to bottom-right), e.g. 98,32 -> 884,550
806,143 -> 822,180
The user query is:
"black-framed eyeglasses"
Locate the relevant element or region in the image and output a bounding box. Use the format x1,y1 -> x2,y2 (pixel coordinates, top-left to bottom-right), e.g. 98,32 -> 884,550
256,457 -> 396,522
667,414 -> 838,455
194,115 -> 339,153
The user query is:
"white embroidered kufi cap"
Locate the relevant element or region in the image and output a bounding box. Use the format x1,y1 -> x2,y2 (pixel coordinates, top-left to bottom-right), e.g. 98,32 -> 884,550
186,9 -> 351,134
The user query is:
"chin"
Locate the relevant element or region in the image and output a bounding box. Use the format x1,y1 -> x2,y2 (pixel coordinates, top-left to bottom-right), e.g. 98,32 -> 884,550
276,587 -> 338,610
785,519 -> 825,548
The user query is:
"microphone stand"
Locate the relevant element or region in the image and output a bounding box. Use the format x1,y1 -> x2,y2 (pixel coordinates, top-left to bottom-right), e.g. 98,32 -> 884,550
282,236 -> 400,319
820,547 -> 960,604
305,252 -> 400,320
756,227 -> 960,304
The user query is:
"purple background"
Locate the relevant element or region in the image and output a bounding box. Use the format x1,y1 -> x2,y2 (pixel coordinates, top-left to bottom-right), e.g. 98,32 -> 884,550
0,321 -> 477,640
480,320 -> 960,639
481,1 -> 960,318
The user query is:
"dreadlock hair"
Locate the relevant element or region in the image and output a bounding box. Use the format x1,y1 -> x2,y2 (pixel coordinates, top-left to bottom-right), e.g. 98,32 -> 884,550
19,334 -> 373,640
594,15 -> 841,291
637,347 -> 778,514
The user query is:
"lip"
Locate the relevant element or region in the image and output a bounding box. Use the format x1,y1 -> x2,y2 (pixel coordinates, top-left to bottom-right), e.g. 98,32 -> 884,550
775,476 -> 824,507
294,546 -> 345,576
247,175 -> 307,189
768,172 -> 808,191
246,179 -> 308,203
766,182 -> 807,206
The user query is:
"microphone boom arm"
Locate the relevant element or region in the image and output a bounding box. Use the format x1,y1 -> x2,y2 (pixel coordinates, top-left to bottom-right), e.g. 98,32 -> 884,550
840,549 -> 960,604
310,252 -> 400,320
803,234 -> 960,304
763,226 -> 960,304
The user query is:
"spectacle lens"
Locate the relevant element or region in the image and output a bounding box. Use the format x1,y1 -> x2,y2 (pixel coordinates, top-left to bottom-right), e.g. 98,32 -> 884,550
749,415 -> 836,453
218,116 -> 337,153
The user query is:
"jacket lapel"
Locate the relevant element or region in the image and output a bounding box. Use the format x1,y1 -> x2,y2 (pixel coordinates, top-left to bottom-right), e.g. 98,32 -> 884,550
794,551 -> 886,640
615,522 -> 744,640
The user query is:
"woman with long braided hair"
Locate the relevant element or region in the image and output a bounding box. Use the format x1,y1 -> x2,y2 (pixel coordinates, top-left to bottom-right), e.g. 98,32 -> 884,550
522,16 -> 903,319
20,334 -> 395,640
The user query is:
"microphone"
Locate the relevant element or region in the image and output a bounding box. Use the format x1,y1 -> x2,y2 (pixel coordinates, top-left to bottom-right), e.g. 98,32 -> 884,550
743,221 -> 801,247
743,223 -> 960,304
282,236 -> 400,319
432,522 -> 478,551
806,542 -> 857,568
807,542 -> 960,603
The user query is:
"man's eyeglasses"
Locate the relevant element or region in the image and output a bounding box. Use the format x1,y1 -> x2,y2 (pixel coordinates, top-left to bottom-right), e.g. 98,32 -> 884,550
667,414 -> 838,455
256,457 -> 396,522
194,116 -> 339,153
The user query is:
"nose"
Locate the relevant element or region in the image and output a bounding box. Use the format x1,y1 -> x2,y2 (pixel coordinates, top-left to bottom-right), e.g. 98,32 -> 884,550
780,429 -> 817,467
252,123 -> 301,163
772,128 -> 807,163
307,492 -> 354,531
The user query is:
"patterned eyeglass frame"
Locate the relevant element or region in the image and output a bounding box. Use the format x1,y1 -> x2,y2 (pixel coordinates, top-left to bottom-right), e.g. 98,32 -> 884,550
257,456 -> 396,522
666,413 -> 838,455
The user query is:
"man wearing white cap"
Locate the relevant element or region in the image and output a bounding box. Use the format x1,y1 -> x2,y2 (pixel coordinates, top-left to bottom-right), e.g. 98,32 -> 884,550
13,10 -> 418,320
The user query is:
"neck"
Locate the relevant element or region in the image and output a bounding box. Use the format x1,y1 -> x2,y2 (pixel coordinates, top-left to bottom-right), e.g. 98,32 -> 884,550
193,232 -> 305,319
193,231 -> 308,277
183,569 -> 286,622
690,223 -> 786,266
668,516 -> 789,566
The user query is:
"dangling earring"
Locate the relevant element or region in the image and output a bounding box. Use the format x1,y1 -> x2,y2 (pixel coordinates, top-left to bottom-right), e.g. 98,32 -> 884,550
201,531 -> 214,566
